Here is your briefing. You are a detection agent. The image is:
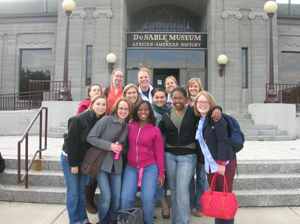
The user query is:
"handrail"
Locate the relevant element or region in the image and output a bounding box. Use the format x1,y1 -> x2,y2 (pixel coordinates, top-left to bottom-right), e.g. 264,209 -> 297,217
266,83 -> 300,111
17,107 -> 48,188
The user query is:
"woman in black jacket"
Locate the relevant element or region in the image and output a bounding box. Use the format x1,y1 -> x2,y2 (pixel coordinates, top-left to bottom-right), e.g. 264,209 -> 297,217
61,95 -> 108,224
194,91 -> 236,224
158,87 -> 221,224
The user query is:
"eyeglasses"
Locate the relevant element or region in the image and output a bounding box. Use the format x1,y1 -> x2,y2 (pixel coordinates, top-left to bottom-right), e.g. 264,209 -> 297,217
197,101 -> 209,105
114,75 -> 123,79
172,97 -> 185,101
118,107 -> 129,111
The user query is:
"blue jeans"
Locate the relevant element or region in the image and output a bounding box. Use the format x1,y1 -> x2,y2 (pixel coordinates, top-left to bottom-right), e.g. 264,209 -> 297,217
154,184 -> 165,201
189,162 -> 207,210
61,154 -> 89,224
121,164 -> 158,224
164,152 -> 197,224
86,175 -> 97,186
95,170 -> 122,224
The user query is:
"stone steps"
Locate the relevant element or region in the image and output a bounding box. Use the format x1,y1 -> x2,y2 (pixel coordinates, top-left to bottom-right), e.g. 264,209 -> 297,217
1,158 -> 300,207
229,114 -> 297,141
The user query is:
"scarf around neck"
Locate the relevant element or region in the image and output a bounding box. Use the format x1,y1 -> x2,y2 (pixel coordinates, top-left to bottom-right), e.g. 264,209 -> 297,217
152,103 -> 170,115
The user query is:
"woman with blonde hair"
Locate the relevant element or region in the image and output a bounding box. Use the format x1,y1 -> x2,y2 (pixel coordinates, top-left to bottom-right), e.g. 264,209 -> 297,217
122,83 -> 141,107
138,67 -> 154,103
186,78 -> 203,106
102,68 -> 125,110
194,91 -> 236,224
164,76 -> 178,107
61,94 -> 108,224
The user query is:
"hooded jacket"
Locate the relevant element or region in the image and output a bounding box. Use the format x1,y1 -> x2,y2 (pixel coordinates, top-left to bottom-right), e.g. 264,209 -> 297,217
127,121 -> 165,178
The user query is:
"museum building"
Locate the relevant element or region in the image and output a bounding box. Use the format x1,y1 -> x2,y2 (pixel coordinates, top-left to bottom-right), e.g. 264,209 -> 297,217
0,0 -> 299,113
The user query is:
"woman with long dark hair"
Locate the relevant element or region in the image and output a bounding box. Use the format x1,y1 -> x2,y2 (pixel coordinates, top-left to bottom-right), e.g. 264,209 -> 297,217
120,100 -> 165,224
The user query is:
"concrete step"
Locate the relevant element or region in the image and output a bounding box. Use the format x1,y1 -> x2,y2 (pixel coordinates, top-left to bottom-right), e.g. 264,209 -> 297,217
235,188 -> 300,207
235,119 -> 254,126
4,158 -> 62,171
236,160 -> 300,174
233,173 -> 300,190
47,132 -> 65,138
245,135 -> 297,141
243,130 -> 288,136
49,127 -> 67,133
0,169 -> 65,187
239,125 -> 278,130
230,114 -> 252,119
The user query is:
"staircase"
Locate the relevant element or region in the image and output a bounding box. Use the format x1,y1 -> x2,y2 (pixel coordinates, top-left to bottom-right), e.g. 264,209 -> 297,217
48,122 -> 67,138
231,114 -> 297,141
1,156 -> 300,207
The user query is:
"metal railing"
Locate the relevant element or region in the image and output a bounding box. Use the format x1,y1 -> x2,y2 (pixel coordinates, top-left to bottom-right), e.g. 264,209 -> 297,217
0,80 -> 71,110
266,83 -> 300,111
18,107 -> 48,188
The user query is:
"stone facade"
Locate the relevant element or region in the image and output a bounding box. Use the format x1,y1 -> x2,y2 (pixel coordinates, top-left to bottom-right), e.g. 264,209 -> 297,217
0,0 -> 298,113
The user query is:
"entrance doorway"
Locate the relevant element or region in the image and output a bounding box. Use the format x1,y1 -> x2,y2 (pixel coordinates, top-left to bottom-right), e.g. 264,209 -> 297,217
153,69 -> 179,89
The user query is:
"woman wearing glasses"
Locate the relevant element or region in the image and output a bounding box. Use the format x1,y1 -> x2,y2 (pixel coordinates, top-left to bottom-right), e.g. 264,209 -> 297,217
87,97 -> 133,224
158,87 -> 221,224
102,68 -> 125,110
194,91 -> 236,224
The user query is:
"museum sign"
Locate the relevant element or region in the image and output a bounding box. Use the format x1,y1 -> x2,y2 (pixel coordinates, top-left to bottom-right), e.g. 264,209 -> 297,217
127,32 -> 207,49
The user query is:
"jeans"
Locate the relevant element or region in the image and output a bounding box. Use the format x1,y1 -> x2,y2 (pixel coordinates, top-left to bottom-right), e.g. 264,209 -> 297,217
164,152 -> 197,224
95,170 -> 122,224
121,164 -> 158,224
207,158 -> 236,224
154,184 -> 165,201
61,154 -> 89,224
189,162 -> 207,210
86,175 -> 97,186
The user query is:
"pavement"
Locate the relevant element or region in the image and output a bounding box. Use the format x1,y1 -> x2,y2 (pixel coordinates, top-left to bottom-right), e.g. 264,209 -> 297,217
0,135 -> 300,224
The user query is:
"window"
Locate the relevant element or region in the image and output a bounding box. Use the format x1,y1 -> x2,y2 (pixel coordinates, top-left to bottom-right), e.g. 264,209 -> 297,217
280,52 -> 300,84
20,49 -> 52,92
242,48 -> 248,88
131,5 -> 201,32
86,46 -> 93,86
277,0 -> 300,16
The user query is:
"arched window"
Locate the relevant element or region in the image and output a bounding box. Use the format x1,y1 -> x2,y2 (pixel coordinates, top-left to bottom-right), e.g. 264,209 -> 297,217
131,5 -> 201,32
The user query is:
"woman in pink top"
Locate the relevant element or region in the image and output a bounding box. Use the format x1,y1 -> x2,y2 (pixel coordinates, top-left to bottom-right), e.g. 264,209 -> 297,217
120,100 -> 165,224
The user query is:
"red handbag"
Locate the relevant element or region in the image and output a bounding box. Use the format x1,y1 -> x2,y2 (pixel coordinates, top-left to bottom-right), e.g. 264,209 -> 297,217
201,172 -> 238,220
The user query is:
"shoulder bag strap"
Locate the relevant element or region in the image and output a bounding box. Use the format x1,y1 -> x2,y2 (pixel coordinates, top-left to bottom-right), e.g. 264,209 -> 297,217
111,123 -> 126,143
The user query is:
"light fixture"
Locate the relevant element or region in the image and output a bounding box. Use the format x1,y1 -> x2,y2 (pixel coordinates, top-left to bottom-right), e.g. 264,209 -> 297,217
58,0 -> 76,101
106,53 -> 117,73
264,1 -> 279,103
217,54 -> 228,77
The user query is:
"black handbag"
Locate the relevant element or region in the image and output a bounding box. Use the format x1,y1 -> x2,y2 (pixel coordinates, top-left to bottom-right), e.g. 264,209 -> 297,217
119,208 -> 143,224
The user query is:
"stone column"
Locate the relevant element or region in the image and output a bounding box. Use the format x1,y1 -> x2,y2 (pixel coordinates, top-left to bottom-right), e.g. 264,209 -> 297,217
93,7 -> 113,87
249,9 -> 268,103
222,7 -> 242,113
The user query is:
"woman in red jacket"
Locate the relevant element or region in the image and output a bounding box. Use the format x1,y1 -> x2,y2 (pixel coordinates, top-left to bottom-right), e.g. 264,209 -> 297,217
120,100 -> 165,224
77,84 -> 102,114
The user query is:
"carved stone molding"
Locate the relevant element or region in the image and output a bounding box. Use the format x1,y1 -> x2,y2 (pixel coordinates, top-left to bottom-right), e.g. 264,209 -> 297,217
222,8 -> 242,19
18,36 -> 50,44
249,9 -> 268,20
282,40 -> 300,47
93,7 -> 113,18
71,7 -> 86,19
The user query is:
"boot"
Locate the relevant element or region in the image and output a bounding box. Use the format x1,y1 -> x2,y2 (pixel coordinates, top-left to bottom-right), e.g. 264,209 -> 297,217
85,183 -> 98,214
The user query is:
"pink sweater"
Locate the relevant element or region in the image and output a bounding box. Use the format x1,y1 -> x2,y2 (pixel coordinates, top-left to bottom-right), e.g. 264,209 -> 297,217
127,122 -> 165,178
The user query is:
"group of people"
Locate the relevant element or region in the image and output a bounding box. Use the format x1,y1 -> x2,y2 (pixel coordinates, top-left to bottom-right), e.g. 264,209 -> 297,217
61,67 -> 236,224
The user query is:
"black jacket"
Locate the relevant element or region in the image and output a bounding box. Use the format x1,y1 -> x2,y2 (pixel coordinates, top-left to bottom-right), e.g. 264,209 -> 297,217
63,110 -> 103,167
0,152 -> 5,173
202,111 -> 234,164
158,106 -> 199,155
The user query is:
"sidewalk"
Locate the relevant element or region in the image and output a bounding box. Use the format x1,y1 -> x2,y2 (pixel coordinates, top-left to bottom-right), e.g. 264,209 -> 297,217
0,201 -> 299,224
1,136 -> 300,223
